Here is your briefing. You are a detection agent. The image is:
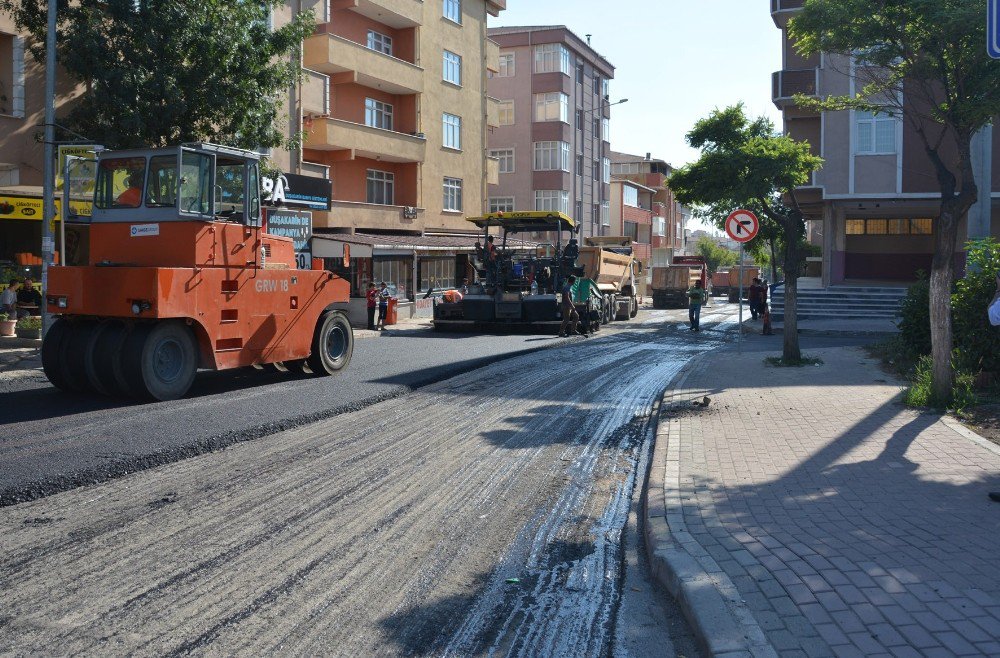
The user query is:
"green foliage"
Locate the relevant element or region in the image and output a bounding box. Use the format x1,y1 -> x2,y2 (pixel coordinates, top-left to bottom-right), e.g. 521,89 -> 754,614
904,355 -> 977,412
952,239 -> 1000,374
0,312 -> 10,322
897,275 -> 931,358
695,236 -> 738,275
1,0 -> 316,150
16,315 -> 41,330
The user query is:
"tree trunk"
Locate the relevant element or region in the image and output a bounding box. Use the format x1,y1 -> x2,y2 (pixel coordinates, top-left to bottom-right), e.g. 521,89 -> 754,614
928,204 -> 959,403
769,239 -> 779,283
781,228 -> 802,362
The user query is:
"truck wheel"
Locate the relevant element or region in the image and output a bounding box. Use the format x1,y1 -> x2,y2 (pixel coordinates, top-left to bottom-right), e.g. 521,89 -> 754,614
62,320 -> 99,393
307,311 -> 353,375
42,318 -> 72,392
87,320 -> 129,396
122,322 -> 198,401
629,296 -> 639,318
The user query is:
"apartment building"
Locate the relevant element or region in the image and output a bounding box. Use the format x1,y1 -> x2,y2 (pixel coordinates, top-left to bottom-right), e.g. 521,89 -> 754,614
485,25 -> 616,240
610,151 -> 687,261
608,179 -> 654,269
771,0 -> 999,285
301,0 -> 505,238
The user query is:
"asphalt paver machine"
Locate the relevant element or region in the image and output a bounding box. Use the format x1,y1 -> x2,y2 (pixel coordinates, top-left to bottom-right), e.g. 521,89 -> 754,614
42,143 -> 353,401
433,211 -> 603,332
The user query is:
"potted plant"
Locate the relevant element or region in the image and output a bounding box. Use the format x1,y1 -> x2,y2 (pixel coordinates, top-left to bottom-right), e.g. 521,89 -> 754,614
15,315 -> 42,340
0,312 -> 15,337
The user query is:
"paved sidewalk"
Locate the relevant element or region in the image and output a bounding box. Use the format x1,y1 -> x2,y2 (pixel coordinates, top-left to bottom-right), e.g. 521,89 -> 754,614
646,336 -> 1000,657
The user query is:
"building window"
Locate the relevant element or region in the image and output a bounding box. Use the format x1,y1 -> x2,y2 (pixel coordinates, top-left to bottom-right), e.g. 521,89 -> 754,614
419,257 -> 457,292
576,200 -> 583,220
443,0 -> 461,24
373,257 -> 412,300
498,53 -> 515,77
443,113 -> 462,149
443,177 -> 463,211
576,109 -> 584,131
366,169 -> 394,205
489,196 -> 515,213
654,217 -> 666,236
603,157 -> 611,184
534,92 -> 569,123
856,109 -> 896,154
365,98 -> 393,131
592,159 -> 599,179
489,148 -> 514,173
593,74 -> 601,95
601,200 -> 610,226
623,185 -> 639,207
846,218 -> 934,235
498,100 -> 514,125
533,141 -> 570,172
443,50 -> 462,85
367,30 -> 392,55
534,43 -> 571,75
576,62 -> 584,84
624,221 -> 638,241
576,155 -> 584,178
602,117 -> 610,142
0,34 -> 25,118
602,78 -> 610,99
535,190 -> 569,214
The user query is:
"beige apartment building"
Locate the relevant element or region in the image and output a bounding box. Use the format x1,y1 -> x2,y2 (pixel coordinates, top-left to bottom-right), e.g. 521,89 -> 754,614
772,0 -> 999,285
300,0 -> 504,236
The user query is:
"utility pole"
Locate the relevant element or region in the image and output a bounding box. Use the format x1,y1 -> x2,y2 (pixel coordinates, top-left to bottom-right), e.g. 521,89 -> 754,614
41,0 -> 58,335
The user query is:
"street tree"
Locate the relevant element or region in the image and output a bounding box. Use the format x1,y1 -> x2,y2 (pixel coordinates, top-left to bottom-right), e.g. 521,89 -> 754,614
669,104 -> 823,362
789,0 -> 1000,403
1,0 -> 315,151
694,236 -> 738,275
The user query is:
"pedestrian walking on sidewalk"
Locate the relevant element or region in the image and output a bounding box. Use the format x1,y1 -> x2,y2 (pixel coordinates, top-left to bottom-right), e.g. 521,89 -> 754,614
558,275 -> 584,337
748,278 -> 763,320
365,282 -> 378,330
687,279 -> 708,331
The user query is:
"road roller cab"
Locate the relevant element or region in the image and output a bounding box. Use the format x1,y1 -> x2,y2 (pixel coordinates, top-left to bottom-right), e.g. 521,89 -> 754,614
43,143 -> 353,401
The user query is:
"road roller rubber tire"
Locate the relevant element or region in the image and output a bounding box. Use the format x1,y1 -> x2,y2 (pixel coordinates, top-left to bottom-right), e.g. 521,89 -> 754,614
62,320 -> 99,393
87,320 -> 129,397
307,311 -> 354,376
41,318 -> 72,392
130,321 -> 198,401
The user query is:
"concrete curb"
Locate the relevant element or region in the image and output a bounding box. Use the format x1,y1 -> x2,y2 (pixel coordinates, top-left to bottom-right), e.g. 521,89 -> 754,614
0,336 -> 43,348
940,414 -> 1000,458
643,351 -> 776,658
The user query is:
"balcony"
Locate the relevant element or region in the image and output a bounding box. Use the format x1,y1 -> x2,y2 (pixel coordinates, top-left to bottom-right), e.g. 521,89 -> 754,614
770,0 -> 805,26
486,39 -> 500,74
301,69 -> 330,117
320,200 -> 425,231
772,68 -> 818,108
486,96 -> 500,128
307,117 -> 426,163
304,33 -> 424,95
330,0 -> 422,28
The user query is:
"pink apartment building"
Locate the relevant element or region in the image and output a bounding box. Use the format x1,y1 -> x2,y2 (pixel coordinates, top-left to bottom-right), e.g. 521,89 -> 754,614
485,26 -> 616,239
772,0 -> 998,284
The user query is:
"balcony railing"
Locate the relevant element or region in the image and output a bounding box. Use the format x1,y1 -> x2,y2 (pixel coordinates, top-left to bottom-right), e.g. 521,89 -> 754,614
306,117 -> 426,163
331,0 -> 422,28
304,32 -> 424,95
771,68 -> 819,107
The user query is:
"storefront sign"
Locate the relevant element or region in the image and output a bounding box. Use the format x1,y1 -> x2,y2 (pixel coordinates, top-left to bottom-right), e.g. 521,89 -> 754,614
57,145 -> 100,197
262,173 -> 332,211
0,194 -> 92,224
265,209 -> 313,270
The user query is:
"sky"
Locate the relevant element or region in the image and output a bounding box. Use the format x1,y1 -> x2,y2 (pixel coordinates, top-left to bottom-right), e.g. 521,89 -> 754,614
489,0 -> 785,169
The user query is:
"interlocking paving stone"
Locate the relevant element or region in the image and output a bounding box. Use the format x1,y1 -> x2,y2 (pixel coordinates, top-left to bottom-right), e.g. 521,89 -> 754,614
659,343 -> 1000,656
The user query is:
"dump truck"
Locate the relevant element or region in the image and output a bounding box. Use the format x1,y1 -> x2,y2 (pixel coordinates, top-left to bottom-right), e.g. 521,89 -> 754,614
711,270 -> 731,297
650,255 -> 708,309
42,143 -> 353,401
432,211 -> 605,333
578,236 -> 641,322
726,266 -> 761,302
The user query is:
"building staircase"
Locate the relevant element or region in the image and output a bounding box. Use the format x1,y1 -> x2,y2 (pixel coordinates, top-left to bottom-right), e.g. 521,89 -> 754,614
769,285 -> 907,322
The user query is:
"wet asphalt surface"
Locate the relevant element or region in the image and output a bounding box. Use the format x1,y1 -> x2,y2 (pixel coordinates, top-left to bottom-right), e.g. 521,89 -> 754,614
1,326 -> 618,506
0,304 -> 742,656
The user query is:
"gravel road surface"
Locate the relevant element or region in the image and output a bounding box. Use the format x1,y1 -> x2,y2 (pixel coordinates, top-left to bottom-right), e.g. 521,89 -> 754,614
1,305 -> 735,656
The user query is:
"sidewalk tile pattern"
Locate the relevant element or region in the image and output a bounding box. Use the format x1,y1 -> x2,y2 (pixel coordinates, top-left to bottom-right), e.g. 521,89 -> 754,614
665,346 -> 1000,656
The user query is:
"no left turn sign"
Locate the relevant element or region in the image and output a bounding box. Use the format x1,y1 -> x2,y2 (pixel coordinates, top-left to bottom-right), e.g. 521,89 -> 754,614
725,209 -> 759,243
